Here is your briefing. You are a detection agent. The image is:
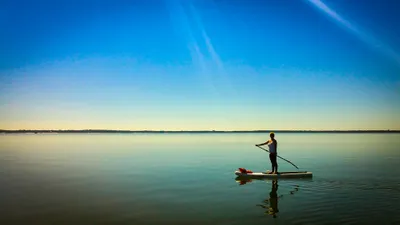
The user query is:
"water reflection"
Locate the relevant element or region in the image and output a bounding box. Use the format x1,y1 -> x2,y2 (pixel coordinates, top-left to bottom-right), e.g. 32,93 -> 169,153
260,180 -> 280,217
236,178 -> 301,218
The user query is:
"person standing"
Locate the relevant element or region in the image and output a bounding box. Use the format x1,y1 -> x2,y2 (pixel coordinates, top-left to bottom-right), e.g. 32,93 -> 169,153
256,132 -> 278,174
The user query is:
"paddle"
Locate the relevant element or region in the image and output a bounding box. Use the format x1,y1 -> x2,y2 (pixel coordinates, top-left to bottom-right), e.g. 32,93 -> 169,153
255,145 -> 300,170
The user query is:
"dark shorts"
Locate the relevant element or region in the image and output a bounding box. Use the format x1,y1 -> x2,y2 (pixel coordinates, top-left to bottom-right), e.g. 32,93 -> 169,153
269,153 -> 277,165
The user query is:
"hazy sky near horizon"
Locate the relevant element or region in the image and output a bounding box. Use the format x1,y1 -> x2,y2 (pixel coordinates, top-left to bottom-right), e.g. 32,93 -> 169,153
1,0 -> 400,130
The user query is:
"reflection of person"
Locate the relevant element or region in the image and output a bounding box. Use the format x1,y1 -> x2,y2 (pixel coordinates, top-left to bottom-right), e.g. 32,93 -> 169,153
256,132 -> 278,174
268,180 -> 279,217
254,180 -> 301,218
256,180 -> 280,218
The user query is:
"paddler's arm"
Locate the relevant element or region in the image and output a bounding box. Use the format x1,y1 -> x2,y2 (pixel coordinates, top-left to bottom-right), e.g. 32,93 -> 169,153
256,140 -> 270,146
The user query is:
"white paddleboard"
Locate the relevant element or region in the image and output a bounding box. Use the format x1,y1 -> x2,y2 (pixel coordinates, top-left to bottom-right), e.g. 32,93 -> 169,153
235,170 -> 313,178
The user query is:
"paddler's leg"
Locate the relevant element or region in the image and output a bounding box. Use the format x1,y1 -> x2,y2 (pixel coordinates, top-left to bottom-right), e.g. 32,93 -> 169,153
268,154 -> 274,174
272,153 -> 278,174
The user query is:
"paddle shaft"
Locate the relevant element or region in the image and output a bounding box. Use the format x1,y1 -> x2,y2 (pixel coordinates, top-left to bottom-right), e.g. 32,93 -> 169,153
256,145 -> 299,169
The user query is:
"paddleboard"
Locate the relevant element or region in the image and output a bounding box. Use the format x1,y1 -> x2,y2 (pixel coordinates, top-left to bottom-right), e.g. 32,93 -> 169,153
235,170 -> 313,178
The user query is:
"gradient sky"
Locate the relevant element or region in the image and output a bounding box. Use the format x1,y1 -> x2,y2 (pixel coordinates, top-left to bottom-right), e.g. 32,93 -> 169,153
1,0 -> 399,130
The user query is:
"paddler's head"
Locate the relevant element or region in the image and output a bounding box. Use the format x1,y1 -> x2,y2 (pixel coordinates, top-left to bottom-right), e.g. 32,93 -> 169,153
270,132 -> 275,138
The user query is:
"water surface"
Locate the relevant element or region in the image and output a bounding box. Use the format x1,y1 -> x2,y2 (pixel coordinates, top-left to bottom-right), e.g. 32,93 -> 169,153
1,133 -> 399,224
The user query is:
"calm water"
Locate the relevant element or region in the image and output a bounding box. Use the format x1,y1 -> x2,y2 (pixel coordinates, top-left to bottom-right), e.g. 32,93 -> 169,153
1,133 -> 399,225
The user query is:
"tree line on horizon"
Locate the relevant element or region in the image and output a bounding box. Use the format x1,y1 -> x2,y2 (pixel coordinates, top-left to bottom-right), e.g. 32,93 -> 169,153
0,129 -> 398,133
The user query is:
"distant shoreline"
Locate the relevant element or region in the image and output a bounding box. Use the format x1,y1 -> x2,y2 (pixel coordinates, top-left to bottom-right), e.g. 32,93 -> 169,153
1,129 -> 399,134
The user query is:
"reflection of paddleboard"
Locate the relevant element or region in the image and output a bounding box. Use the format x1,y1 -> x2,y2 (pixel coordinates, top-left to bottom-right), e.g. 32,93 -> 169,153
235,170 -> 313,178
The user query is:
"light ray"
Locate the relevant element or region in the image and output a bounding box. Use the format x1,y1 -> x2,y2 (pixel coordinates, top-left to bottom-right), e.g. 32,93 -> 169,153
165,0 -> 220,96
306,0 -> 400,66
188,2 -> 235,96
189,3 -> 224,72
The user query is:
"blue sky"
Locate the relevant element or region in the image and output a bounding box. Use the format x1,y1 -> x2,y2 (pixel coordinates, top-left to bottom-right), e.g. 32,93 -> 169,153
1,0 -> 399,130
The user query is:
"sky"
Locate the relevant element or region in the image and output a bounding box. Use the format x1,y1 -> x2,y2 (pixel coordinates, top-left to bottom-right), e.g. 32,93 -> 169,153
1,0 -> 399,130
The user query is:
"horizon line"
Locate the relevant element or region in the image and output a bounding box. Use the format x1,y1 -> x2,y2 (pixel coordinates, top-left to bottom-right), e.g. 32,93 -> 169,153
1,129 -> 399,133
